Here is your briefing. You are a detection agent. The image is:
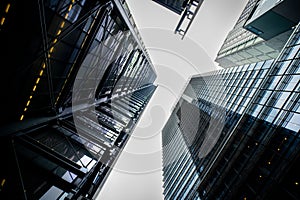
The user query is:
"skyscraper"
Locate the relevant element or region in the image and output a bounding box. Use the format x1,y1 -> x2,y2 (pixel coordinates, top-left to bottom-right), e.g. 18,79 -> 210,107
152,0 -> 204,39
152,0 -> 188,15
0,0 -> 156,199
215,0 -> 298,68
162,1 -> 300,199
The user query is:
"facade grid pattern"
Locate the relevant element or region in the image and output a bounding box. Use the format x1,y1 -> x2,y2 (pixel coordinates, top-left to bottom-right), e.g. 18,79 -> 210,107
162,21 -> 300,200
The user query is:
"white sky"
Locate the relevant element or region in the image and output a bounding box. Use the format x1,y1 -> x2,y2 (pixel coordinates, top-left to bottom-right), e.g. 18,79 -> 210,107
97,0 -> 247,199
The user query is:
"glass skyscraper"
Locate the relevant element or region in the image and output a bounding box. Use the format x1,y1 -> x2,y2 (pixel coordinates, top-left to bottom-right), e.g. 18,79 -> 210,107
162,1 -> 300,199
215,0 -> 296,68
152,0 -> 188,15
0,0 -> 156,199
152,0 -> 204,38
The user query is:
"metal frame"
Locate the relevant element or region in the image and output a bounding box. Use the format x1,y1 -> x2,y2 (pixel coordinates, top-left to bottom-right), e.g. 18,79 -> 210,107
174,0 -> 204,39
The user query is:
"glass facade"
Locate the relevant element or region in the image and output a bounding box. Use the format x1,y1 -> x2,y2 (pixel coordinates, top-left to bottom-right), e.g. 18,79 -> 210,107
162,22 -> 300,200
0,0 -> 156,199
152,0 -> 188,15
215,0 -> 292,68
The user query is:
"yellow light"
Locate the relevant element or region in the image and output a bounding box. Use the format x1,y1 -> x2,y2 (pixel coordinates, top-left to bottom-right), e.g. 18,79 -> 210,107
60,21 -> 65,28
20,115 -> 24,121
49,47 -> 54,53
277,148 -> 280,151
56,92 -> 62,104
5,4 -> 11,13
1,17 -> 5,25
48,53 -> 51,58
57,29 -> 61,35
53,38 -> 58,44
42,63 -> 46,69
268,161 -> 271,165
72,0 -> 75,3
36,78 -> 40,84
24,108 -> 27,112
1,179 -> 5,187
33,85 -> 37,91
68,5 -> 73,11
243,198 -> 247,200
39,70 -> 44,76
29,95 -> 33,99
295,182 -> 299,185
64,13 -> 69,19
26,100 -> 30,107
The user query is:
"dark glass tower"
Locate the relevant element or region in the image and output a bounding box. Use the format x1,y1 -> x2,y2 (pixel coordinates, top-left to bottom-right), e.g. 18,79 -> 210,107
0,0 -> 156,199
162,15 -> 300,200
152,0 -> 204,39
152,0 -> 188,15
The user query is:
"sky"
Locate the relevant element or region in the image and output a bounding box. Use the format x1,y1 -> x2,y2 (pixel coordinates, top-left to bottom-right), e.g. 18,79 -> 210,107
97,0 -> 247,199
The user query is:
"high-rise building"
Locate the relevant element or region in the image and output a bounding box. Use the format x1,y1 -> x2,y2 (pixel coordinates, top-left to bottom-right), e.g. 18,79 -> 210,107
243,0 -> 300,41
0,0 -> 156,199
162,7 -> 300,200
215,0 -> 299,68
152,0 -> 188,15
152,0 -> 204,39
